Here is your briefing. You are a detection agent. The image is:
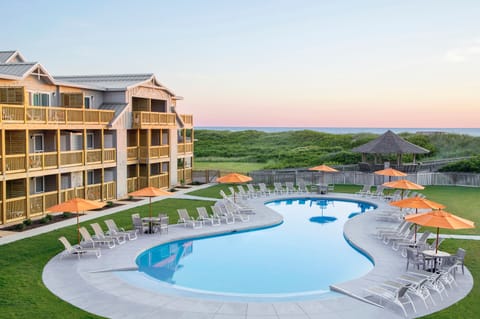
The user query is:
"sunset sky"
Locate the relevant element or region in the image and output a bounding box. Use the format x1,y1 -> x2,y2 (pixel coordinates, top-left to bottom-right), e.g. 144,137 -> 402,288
2,0 -> 480,128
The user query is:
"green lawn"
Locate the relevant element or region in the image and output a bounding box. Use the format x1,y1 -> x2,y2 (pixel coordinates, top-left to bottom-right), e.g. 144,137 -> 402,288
0,185 -> 477,318
193,161 -> 265,174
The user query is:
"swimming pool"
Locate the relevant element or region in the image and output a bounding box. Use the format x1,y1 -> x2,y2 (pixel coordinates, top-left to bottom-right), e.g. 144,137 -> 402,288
130,198 -> 376,301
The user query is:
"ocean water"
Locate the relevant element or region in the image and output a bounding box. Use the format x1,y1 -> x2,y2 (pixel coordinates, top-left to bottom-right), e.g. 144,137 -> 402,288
197,126 -> 480,136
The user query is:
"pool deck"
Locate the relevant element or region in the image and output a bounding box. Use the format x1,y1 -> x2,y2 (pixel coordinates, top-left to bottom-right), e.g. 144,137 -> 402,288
41,189 -> 473,319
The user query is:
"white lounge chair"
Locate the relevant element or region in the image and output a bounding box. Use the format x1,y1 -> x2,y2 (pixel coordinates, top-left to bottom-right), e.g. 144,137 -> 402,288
212,205 -> 235,224
356,184 -> 372,196
197,207 -> 221,226
285,182 -> 296,194
177,209 -> 203,228
91,222 -> 126,245
273,182 -> 284,195
79,226 -> 115,249
246,184 -> 258,198
131,214 -> 149,234
104,219 -> 138,240
58,236 -> 101,259
220,202 -> 249,222
365,283 -> 416,317
258,183 -> 272,196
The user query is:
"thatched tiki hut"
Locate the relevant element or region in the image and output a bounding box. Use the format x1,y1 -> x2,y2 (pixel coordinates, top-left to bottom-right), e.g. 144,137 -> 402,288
352,130 -> 429,172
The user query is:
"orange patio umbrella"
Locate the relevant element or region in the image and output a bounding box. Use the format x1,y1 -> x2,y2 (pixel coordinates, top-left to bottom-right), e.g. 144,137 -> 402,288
374,168 -> 407,182
405,210 -> 475,253
383,179 -> 424,199
129,186 -> 173,221
390,196 -> 446,241
309,164 -> 338,185
47,198 -> 106,245
217,173 -> 252,202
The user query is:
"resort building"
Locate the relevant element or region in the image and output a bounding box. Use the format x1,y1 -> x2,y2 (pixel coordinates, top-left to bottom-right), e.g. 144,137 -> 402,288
0,50 -> 193,225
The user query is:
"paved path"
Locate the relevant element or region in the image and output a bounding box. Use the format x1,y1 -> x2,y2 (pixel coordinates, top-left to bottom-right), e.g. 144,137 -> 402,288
41,190 -> 474,318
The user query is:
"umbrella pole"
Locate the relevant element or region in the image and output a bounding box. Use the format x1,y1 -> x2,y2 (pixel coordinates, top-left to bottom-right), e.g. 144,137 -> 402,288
414,208 -> 418,242
77,212 -> 80,245
149,197 -> 152,219
435,227 -> 440,254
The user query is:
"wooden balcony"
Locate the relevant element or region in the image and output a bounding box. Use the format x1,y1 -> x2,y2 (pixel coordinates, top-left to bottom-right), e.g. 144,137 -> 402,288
85,181 -> 116,201
127,177 -> 138,192
1,104 -> 114,125
132,111 -> 176,128
60,150 -> 84,167
104,148 -> 116,163
127,147 -> 138,161
178,142 -> 193,154
29,152 -> 58,171
177,168 -> 192,183
60,187 -> 85,202
30,191 -> 58,217
138,146 -> 169,161
86,148 -> 116,164
180,114 -> 193,126
5,154 -> 26,173
137,174 -> 169,189
5,196 -> 26,221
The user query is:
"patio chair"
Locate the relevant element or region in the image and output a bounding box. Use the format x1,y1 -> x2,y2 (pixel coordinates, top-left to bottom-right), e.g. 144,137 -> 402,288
285,182 -> 296,194
196,207 -> 221,226
58,236 -> 101,259
380,222 -> 412,244
211,205 -> 235,224
376,220 -> 408,239
453,248 -> 466,275
131,214 -> 149,234
273,182 -> 285,195
236,185 -> 249,200
438,262 -> 458,288
258,183 -> 272,196
79,226 -> 115,249
153,214 -> 169,233
219,201 -> 249,222
104,219 -> 138,240
382,277 -> 435,310
371,185 -> 386,199
395,231 -> 431,256
400,272 -> 448,301
356,184 -> 372,196
405,248 -> 426,271
246,183 -> 258,198
365,283 -> 416,317
297,181 -> 308,193
177,209 -> 202,228
91,222 -> 126,245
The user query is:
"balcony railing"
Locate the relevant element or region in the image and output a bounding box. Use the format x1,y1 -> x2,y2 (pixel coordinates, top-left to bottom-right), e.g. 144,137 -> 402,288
104,148 -> 116,162
177,168 -> 192,183
60,187 -> 85,202
180,114 -> 193,126
127,177 -> 138,192
1,104 -> 114,125
137,174 -> 169,189
5,154 -> 26,172
29,152 -> 58,170
60,150 -> 84,167
30,191 -> 58,217
6,196 -> 26,221
103,181 -> 116,200
86,149 -> 102,164
132,111 -> 176,128
138,146 -> 169,161
178,142 -> 193,153
127,147 -> 138,161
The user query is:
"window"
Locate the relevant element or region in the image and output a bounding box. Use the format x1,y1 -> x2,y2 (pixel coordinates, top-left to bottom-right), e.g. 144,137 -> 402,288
32,134 -> 44,153
86,133 -> 94,149
34,177 -> 45,193
87,170 -> 94,185
84,96 -> 92,109
29,92 -> 50,106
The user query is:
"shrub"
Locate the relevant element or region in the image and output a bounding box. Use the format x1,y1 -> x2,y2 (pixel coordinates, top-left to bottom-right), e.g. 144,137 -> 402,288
23,219 -> 32,226
62,212 -> 72,218
39,217 -> 49,224
14,223 -> 25,230
46,214 -> 53,221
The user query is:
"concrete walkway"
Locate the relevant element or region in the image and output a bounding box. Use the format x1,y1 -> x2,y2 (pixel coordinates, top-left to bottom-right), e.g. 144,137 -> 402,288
40,190 -> 474,319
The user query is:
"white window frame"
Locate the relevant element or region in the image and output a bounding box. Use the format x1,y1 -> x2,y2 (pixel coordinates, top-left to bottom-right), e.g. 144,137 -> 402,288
84,96 -> 92,109
34,176 -> 45,194
28,91 -> 51,107
86,133 -> 95,150
32,134 -> 44,153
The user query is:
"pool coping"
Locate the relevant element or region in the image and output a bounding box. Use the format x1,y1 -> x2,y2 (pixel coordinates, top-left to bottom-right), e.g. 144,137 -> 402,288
42,192 -> 474,319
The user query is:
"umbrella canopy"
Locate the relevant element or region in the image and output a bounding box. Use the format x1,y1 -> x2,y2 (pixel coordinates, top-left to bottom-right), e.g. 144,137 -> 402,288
405,210 -> 475,253
309,164 -> 338,185
374,168 -> 407,177
47,198 -> 106,245
390,196 -> 446,242
217,173 -> 252,184
129,187 -> 173,222
389,197 -> 445,210
383,179 -> 424,190
309,165 -> 339,173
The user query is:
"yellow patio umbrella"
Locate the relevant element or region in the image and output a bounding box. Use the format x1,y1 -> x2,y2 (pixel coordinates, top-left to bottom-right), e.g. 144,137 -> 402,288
309,164 -> 338,185
217,173 -> 252,202
47,198 -> 106,245
382,179 -> 424,199
390,196 -> 446,241
129,186 -> 173,221
405,210 -> 475,253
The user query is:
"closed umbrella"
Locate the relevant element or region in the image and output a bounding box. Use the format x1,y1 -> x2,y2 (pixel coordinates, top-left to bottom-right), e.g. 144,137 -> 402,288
47,198 -> 106,245
217,173 -> 252,202
405,210 -> 475,253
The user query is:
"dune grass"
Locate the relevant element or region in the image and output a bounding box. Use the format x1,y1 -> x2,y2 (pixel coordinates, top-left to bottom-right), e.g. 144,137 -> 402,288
0,185 -> 478,318
193,161 -> 265,174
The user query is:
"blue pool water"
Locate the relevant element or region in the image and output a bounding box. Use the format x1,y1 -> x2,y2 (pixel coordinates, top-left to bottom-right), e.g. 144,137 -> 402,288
132,198 -> 376,300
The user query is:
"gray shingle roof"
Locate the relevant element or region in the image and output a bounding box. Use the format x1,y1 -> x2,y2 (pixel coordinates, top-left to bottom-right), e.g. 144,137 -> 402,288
0,62 -> 37,78
0,51 -> 16,63
98,103 -> 128,118
351,130 -> 430,154
54,74 -> 154,90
